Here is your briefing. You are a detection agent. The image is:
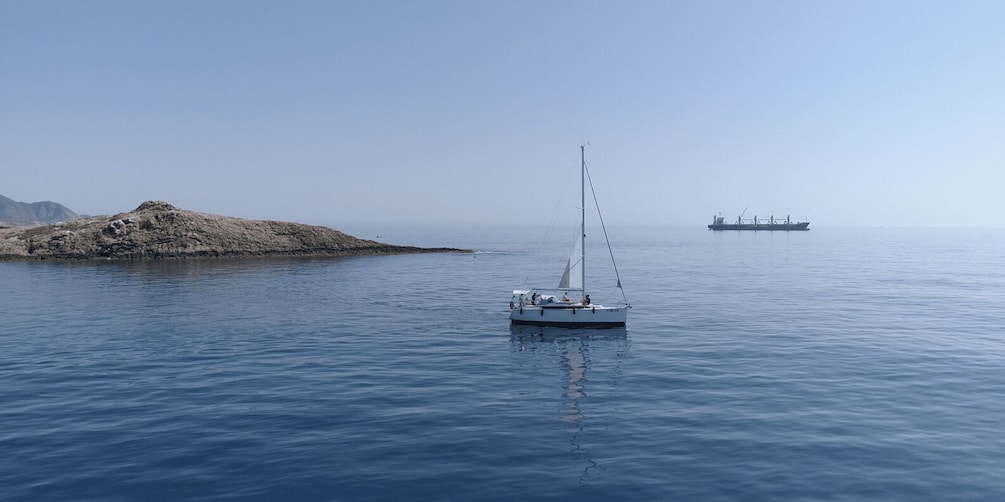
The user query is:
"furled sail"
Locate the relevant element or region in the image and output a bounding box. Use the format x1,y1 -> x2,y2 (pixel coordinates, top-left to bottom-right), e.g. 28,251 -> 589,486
558,236 -> 583,290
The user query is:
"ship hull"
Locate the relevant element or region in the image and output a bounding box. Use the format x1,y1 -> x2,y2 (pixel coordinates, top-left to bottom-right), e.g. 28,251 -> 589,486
708,222 -> 809,231
510,304 -> 627,327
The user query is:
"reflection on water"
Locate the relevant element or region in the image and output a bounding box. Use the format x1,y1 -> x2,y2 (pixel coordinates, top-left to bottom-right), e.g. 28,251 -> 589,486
510,326 -> 629,484
509,325 -> 628,343
563,342 -> 585,423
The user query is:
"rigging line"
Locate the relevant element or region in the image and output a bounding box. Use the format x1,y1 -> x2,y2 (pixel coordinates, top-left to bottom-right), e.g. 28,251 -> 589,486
537,152 -> 580,272
584,160 -> 629,306
546,162 -> 577,232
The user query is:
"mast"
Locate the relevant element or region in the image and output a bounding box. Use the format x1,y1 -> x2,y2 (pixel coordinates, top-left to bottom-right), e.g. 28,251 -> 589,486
580,145 -> 586,300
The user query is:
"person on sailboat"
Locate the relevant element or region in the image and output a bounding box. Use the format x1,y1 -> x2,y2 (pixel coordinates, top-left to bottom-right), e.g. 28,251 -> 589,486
561,292 -> 570,303
583,294 -> 591,306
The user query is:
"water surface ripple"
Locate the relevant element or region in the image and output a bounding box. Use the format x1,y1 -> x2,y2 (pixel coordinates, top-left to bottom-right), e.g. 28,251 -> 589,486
2,227 -> 1003,500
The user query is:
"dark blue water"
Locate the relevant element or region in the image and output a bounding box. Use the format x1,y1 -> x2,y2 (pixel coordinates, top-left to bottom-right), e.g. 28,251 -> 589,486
3,226 -> 1004,500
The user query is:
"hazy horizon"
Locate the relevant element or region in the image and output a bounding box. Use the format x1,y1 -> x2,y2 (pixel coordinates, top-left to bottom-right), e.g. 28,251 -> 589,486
3,1 -> 1003,228
6,191 -> 996,230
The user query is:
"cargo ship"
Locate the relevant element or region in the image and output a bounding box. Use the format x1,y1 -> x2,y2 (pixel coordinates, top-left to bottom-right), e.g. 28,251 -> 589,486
708,214 -> 809,231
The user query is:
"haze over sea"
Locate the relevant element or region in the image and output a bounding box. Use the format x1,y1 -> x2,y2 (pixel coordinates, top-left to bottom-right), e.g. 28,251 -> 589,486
3,225 -> 1003,500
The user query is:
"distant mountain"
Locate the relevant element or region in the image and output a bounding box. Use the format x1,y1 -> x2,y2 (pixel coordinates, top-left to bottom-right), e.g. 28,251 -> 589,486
0,195 -> 82,227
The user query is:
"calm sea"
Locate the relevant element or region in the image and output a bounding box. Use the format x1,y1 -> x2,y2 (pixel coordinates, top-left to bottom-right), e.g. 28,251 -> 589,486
3,225 -> 1003,500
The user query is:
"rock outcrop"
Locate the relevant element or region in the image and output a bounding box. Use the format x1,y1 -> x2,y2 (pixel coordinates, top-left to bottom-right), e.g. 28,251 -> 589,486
0,201 -> 466,260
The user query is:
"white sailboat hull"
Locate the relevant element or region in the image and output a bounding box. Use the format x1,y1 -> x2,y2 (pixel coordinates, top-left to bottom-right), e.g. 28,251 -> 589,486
509,304 -> 628,327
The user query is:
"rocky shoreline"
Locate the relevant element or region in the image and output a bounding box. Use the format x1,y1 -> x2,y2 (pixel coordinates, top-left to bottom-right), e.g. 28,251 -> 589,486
0,201 -> 468,260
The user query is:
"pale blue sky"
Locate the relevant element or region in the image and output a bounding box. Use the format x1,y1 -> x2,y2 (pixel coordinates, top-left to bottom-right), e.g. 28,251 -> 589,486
2,1 -> 1003,227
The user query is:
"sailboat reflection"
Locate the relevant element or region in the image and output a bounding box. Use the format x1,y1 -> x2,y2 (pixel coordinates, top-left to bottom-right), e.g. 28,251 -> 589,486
509,325 -> 628,343
510,325 -> 628,482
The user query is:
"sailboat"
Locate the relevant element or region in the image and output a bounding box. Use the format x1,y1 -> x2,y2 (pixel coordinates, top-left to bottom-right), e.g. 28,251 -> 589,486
509,146 -> 630,327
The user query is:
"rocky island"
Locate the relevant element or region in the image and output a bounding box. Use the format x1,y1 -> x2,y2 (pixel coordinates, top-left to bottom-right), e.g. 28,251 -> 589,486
0,201 -> 467,260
